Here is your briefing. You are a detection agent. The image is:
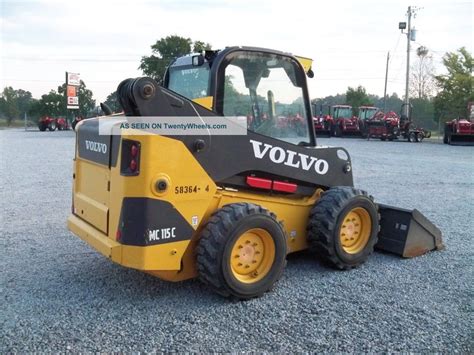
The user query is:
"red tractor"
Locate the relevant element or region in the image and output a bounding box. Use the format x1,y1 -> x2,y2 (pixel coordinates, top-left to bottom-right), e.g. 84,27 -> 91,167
331,105 -> 362,137
443,102 -> 474,145
312,104 -> 333,137
365,104 -> 431,142
358,106 -> 378,137
38,116 -> 68,131
365,110 -> 400,141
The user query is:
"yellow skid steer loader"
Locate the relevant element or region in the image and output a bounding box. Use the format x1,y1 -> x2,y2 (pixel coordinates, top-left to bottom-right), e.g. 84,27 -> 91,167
68,47 -> 443,299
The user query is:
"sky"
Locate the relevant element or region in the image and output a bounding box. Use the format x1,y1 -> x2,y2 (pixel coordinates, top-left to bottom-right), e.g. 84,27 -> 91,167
0,0 -> 472,104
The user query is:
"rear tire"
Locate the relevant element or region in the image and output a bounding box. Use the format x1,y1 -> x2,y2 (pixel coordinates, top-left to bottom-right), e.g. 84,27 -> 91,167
408,132 -> 416,142
196,203 -> 287,299
307,187 -> 379,270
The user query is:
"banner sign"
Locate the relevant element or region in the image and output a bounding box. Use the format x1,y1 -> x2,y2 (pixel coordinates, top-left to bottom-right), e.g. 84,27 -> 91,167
66,72 -> 80,109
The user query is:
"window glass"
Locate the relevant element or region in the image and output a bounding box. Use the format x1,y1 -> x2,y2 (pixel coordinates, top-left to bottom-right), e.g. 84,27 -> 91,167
168,65 -> 210,100
223,52 -> 310,145
333,107 -> 353,118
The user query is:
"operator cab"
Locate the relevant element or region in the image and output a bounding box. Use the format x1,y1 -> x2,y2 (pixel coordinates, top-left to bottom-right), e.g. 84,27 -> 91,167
331,105 -> 353,119
164,47 -> 315,146
358,106 -> 378,121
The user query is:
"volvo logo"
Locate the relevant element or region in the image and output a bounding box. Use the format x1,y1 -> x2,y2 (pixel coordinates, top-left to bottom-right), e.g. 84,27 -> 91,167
250,139 -> 329,175
85,140 -> 107,154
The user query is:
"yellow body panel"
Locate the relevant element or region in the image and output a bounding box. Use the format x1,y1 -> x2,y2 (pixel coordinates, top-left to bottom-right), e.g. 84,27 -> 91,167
295,56 -> 313,74
68,214 -> 190,271
192,96 -> 214,110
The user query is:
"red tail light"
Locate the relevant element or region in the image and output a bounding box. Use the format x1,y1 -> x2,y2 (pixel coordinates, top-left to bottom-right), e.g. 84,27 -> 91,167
129,159 -> 137,171
131,144 -> 138,158
121,140 -> 140,176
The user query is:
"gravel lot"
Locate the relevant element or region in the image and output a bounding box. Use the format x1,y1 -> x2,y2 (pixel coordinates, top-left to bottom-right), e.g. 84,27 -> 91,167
1,129 -> 472,352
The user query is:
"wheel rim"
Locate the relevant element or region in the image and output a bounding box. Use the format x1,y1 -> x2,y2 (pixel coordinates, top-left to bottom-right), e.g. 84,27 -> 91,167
339,207 -> 372,254
230,228 -> 275,284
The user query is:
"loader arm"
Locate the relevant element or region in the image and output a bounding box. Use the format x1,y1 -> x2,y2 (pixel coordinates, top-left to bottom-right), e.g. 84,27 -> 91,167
117,77 -> 354,192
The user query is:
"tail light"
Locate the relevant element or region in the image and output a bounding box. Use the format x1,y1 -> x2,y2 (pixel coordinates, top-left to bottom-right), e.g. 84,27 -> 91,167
121,139 -> 140,176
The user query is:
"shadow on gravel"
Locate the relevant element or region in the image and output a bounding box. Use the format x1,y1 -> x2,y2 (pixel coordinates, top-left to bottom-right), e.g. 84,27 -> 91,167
45,248 -> 344,307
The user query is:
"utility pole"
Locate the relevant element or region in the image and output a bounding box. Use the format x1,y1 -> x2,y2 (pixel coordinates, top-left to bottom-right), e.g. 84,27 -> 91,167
383,51 -> 390,112
400,6 -> 420,118
404,6 -> 412,118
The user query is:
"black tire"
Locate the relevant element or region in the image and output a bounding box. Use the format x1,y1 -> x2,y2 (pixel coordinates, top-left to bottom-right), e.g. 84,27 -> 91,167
408,132 -> 416,142
443,133 -> 448,144
48,122 -> 56,131
381,136 -> 386,141
196,203 -> 287,299
307,187 -> 379,270
39,125 -> 46,132
336,125 -> 343,137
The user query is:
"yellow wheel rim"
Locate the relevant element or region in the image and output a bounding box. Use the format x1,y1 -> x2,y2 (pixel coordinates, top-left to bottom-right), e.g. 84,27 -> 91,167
339,207 -> 372,254
230,228 -> 275,284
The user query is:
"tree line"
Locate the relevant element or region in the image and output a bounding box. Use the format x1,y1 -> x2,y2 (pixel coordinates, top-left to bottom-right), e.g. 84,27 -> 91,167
0,81 -> 96,125
1,35 -> 471,128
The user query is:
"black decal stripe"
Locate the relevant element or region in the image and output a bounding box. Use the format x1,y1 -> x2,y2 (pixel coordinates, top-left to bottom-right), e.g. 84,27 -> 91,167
118,198 -> 194,246
77,119 -> 120,167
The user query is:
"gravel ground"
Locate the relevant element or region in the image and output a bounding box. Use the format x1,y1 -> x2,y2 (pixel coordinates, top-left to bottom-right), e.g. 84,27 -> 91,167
1,129 -> 472,352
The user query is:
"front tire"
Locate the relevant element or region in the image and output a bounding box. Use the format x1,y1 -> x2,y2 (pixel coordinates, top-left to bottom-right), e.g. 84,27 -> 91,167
307,187 -> 379,270
196,203 -> 287,299
48,122 -> 56,131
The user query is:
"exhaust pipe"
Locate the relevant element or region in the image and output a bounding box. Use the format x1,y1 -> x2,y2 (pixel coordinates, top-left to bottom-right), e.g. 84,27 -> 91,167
376,204 -> 444,258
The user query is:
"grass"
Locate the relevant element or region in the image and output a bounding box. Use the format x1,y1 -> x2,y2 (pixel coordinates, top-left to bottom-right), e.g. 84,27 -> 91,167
0,118 -> 37,129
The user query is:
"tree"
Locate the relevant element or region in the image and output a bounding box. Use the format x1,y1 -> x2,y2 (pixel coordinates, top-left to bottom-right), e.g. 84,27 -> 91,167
345,86 -> 372,115
139,35 -> 212,84
434,47 -> 473,121
58,80 -> 96,116
0,87 -> 35,125
410,46 -> 436,99
312,94 -> 347,114
410,97 -> 436,129
104,91 -> 121,113
0,87 -> 20,125
30,90 -> 65,118
373,92 -> 403,113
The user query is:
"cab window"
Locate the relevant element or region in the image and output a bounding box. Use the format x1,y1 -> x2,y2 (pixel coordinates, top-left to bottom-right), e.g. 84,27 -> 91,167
222,52 -> 310,145
168,64 -> 210,100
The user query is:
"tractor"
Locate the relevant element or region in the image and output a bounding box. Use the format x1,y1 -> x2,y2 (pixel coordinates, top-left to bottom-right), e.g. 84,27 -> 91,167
365,110 -> 400,141
312,104 -> 333,137
330,105 -> 362,137
68,47 -> 443,299
443,102 -> 474,145
365,104 -> 431,142
358,106 -> 378,137
38,116 -> 68,131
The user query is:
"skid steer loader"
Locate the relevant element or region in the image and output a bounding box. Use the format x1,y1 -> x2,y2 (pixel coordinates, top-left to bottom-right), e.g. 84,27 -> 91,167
67,47 -> 443,299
